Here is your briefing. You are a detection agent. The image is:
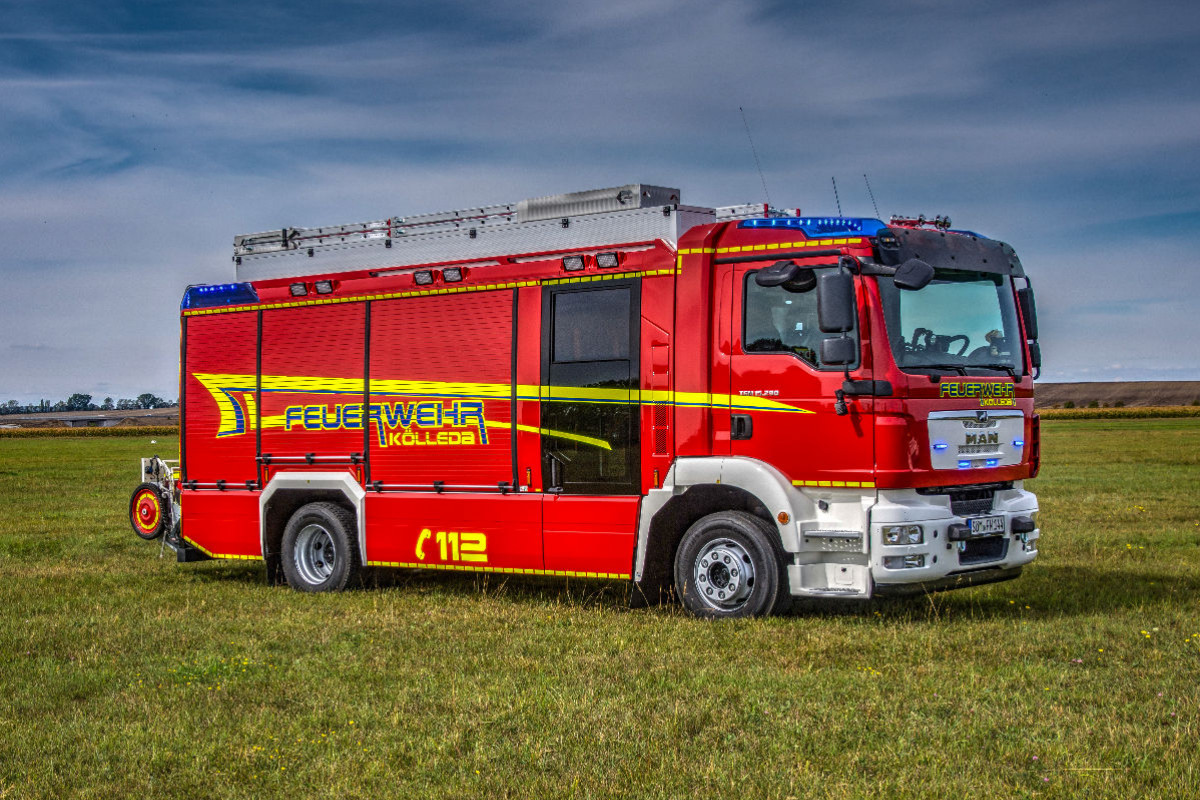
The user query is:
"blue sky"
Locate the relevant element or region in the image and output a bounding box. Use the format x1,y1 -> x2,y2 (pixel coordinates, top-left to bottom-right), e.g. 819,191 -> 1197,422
2,0 -> 1199,403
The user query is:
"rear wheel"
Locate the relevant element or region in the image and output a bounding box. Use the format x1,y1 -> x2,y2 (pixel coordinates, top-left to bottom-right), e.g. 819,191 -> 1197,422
281,502 -> 360,592
674,511 -> 790,618
129,483 -> 169,541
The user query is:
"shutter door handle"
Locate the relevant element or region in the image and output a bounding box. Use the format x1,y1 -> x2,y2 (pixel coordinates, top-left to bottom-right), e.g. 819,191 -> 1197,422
731,414 -> 753,440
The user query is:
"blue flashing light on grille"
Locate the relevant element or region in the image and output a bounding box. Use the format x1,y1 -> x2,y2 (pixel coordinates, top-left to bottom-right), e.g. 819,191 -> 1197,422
182,282 -> 259,309
1013,439 -> 1025,448
957,460 -> 972,469
739,217 -> 888,237
986,458 -> 1000,467
932,442 -> 949,451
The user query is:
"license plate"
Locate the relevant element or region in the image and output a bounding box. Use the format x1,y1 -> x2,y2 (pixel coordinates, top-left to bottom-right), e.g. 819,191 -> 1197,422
968,515 -> 1005,535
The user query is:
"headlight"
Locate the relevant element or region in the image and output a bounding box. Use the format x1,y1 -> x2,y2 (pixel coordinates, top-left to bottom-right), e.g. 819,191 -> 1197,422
881,524 -> 924,545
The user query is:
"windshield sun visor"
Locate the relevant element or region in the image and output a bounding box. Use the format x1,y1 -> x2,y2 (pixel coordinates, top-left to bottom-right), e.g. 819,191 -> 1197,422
877,228 -> 1023,277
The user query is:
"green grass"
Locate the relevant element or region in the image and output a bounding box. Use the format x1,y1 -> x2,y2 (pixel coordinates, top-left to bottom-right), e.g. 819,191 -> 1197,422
1,421 -> 1198,799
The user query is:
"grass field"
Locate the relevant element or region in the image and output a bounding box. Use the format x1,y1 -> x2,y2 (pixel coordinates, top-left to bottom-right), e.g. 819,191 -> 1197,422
1,420 -> 1198,799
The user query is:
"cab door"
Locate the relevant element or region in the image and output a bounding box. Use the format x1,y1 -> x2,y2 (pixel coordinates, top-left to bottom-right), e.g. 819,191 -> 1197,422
727,263 -> 875,488
539,279 -> 641,577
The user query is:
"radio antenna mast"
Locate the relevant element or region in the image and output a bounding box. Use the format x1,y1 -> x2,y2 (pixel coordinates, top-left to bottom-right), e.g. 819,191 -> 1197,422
831,176 -> 842,216
864,173 -> 881,218
739,106 -> 771,206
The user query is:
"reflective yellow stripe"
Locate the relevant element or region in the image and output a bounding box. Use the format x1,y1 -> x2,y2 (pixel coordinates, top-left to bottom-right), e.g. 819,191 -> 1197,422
485,420 -> 612,451
195,373 -> 815,441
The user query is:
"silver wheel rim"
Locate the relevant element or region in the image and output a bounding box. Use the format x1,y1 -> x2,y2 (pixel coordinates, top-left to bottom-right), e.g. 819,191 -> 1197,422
294,523 -> 337,585
693,537 -> 755,611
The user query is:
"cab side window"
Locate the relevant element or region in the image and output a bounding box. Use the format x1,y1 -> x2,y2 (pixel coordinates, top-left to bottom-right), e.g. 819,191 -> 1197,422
743,271 -> 855,369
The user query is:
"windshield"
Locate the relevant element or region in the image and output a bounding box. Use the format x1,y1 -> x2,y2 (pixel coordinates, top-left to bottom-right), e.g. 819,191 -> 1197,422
879,269 -> 1024,374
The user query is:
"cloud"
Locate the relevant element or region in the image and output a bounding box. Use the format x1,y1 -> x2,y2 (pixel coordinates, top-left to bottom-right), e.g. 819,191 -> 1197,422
1,0 -> 1199,403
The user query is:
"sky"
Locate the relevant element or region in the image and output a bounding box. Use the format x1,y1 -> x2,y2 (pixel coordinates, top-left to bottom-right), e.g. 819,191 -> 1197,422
2,0 -> 1199,404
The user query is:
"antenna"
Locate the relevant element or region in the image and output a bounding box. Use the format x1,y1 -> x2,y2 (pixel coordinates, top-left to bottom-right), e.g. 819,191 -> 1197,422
831,177 -> 842,216
864,174 -> 881,218
739,106 -> 771,206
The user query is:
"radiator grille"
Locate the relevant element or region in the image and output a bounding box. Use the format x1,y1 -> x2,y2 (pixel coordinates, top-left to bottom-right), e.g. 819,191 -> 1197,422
917,482 -> 1012,517
959,536 -> 1008,565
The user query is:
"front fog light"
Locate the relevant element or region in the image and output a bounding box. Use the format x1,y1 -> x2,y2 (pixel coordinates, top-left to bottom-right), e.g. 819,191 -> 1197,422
882,524 -> 924,545
883,554 -> 926,570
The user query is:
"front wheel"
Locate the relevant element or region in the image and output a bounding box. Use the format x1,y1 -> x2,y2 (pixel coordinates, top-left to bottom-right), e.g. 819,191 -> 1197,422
674,511 -> 790,618
281,502 -> 361,592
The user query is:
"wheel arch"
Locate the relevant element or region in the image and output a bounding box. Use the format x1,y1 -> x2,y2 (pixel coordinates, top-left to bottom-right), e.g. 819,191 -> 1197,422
260,472 -> 365,585
632,457 -> 797,606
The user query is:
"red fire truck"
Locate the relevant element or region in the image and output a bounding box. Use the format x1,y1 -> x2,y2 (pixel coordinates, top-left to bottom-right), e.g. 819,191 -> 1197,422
128,184 -> 1042,617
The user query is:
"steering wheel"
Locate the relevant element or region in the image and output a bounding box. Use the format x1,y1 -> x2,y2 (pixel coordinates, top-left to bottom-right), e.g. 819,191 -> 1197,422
911,329 -> 970,356
943,335 -> 970,356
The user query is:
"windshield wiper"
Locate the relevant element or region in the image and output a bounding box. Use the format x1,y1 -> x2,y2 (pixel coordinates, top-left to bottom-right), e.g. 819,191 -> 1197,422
913,363 -> 968,375
973,364 -> 1018,379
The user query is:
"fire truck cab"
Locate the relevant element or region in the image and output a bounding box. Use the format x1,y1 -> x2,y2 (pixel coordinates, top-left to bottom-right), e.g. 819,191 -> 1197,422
130,184 -> 1042,617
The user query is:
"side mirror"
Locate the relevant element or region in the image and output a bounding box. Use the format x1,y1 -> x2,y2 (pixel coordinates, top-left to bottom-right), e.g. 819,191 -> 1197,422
817,270 -> 855,333
755,260 -> 799,287
820,336 -> 857,366
1027,341 -> 1042,369
1017,286 -> 1039,341
893,258 -> 934,291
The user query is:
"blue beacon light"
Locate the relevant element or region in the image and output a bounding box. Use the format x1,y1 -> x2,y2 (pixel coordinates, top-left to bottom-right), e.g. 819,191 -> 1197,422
739,217 -> 889,237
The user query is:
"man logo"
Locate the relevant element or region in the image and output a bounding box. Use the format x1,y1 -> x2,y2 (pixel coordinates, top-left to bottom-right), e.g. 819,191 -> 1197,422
976,410 -> 990,423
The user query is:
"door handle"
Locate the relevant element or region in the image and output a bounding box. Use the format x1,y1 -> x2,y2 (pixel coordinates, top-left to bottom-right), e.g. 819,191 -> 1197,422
731,414 -> 753,440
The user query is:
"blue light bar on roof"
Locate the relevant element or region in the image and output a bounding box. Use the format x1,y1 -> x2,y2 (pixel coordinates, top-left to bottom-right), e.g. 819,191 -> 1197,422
739,217 -> 888,237
182,282 -> 259,310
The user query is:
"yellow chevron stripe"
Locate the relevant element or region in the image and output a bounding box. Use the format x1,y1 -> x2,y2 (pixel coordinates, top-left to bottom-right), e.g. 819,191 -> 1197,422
714,237 -> 863,254
183,536 -> 261,561
792,480 -> 876,489
365,560 -> 629,579
184,267 -> 675,317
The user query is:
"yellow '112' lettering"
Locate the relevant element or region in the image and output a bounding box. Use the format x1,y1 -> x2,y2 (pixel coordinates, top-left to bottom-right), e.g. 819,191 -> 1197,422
415,528 -> 488,564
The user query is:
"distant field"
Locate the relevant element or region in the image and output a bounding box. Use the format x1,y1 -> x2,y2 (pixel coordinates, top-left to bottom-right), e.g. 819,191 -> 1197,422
1,422 -> 1198,799
1035,380 -> 1200,408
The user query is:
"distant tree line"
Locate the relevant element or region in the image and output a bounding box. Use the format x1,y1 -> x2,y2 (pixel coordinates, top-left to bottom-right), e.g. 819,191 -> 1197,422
0,393 -> 177,415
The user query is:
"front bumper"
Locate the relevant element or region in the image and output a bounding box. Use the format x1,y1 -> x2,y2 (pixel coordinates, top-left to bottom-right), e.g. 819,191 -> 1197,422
869,483 -> 1039,591
784,481 -> 1038,598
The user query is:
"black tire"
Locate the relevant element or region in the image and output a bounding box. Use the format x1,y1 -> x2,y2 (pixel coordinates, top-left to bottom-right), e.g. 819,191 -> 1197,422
674,511 -> 790,618
281,502 -> 361,592
129,482 -> 170,541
